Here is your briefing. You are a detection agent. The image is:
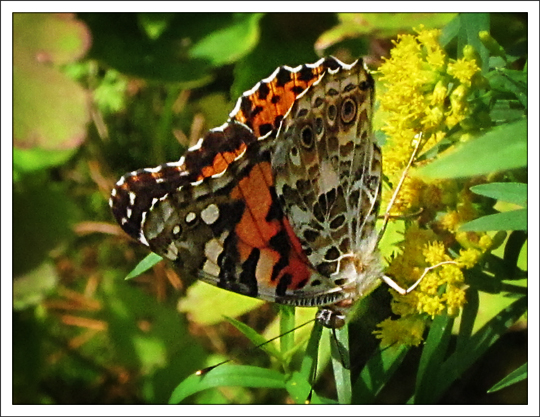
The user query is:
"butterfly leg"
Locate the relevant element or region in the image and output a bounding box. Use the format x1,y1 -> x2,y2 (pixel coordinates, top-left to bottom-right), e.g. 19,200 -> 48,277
381,261 -> 458,295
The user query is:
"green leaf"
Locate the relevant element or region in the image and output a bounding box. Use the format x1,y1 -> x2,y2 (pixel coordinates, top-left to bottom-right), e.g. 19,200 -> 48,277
169,365 -> 286,404
460,208 -> 527,232
456,288 -> 479,351
504,231 -> 528,279
285,372 -> 312,404
414,314 -> 454,404
432,296 -> 528,402
416,119 -> 527,179
487,362 -> 527,393
317,13 -> 457,53
279,305 -> 296,355
458,13 -> 490,73
223,316 -> 283,362
440,15 -> 460,47
14,144 -> 78,175
299,321 -> 324,382
190,14 -> 263,65
178,281 -> 264,325
352,344 -> 410,404
330,327 -> 352,404
487,69 -> 528,108
125,252 -> 163,280
470,182 -> 527,207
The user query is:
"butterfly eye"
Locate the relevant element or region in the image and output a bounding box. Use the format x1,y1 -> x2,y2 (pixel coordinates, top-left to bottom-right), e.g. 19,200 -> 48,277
341,98 -> 357,124
300,125 -> 314,149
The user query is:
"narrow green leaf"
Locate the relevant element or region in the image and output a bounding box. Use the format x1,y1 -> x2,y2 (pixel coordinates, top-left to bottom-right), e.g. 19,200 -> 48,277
310,392 -> 340,405
352,344 -> 409,404
470,182 -> 527,207
224,316 -> 283,362
279,305 -> 295,355
432,296 -> 528,401
416,119 -> 527,179
331,327 -> 352,404
439,15 -> 460,47
488,69 -> 528,109
456,288 -> 479,352
300,320 -> 323,382
460,209 -> 527,232
487,362 -> 527,393
415,314 -> 454,404
169,365 -> 286,404
458,13 -> 490,73
503,231 -> 528,279
285,371 -> 312,404
125,252 -> 162,280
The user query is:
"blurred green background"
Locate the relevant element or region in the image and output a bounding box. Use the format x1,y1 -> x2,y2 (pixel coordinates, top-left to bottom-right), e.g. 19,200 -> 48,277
12,12 -> 528,404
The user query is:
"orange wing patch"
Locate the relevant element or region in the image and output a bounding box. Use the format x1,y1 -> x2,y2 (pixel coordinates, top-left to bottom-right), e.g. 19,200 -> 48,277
230,60 -> 331,138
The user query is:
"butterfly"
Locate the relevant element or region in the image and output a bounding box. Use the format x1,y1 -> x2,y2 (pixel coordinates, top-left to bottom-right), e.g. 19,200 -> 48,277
110,56 -> 385,329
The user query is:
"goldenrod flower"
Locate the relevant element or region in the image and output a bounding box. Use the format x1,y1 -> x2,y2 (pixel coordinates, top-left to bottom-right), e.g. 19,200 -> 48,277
374,317 -> 425,347
458,248 -> 482,269
373,26 -> 493,345
447,57 -> 481,87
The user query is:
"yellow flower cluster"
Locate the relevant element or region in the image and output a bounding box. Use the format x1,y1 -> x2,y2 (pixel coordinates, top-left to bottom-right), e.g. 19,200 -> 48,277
373,27 -> 490,347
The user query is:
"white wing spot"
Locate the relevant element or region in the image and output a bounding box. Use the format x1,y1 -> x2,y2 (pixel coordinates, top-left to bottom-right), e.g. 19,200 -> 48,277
201,204 -> 220,225
172,225 -> 181,235
163,242 -> 178,260
204,238 -> 224,264
185,212 -> 197,224
203,260 -> 221,277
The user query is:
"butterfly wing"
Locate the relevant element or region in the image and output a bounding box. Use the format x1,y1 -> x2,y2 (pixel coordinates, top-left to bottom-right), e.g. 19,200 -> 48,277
272,58 -> 382,298
110,57 -> 379,309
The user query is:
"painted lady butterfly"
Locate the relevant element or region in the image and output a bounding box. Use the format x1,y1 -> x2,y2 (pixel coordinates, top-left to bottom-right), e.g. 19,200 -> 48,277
110,57 -> 381,329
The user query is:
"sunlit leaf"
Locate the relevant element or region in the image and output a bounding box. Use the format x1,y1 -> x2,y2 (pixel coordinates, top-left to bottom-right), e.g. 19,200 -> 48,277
416,119 -> 527,179
488,362 -> 527,393
178,281 -> 264,325
460,209 -> 527,231
169,365 -> 286,404
125,253 -> 163,280
469,182 -> 527,207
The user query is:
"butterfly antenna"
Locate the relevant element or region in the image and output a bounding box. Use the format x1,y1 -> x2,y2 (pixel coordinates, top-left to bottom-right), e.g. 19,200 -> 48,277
195,317 -> 318,376
378,133 -> 424,243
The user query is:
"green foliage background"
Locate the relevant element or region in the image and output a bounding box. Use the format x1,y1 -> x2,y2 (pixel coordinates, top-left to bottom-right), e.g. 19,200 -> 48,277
12,12 -> 528,405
